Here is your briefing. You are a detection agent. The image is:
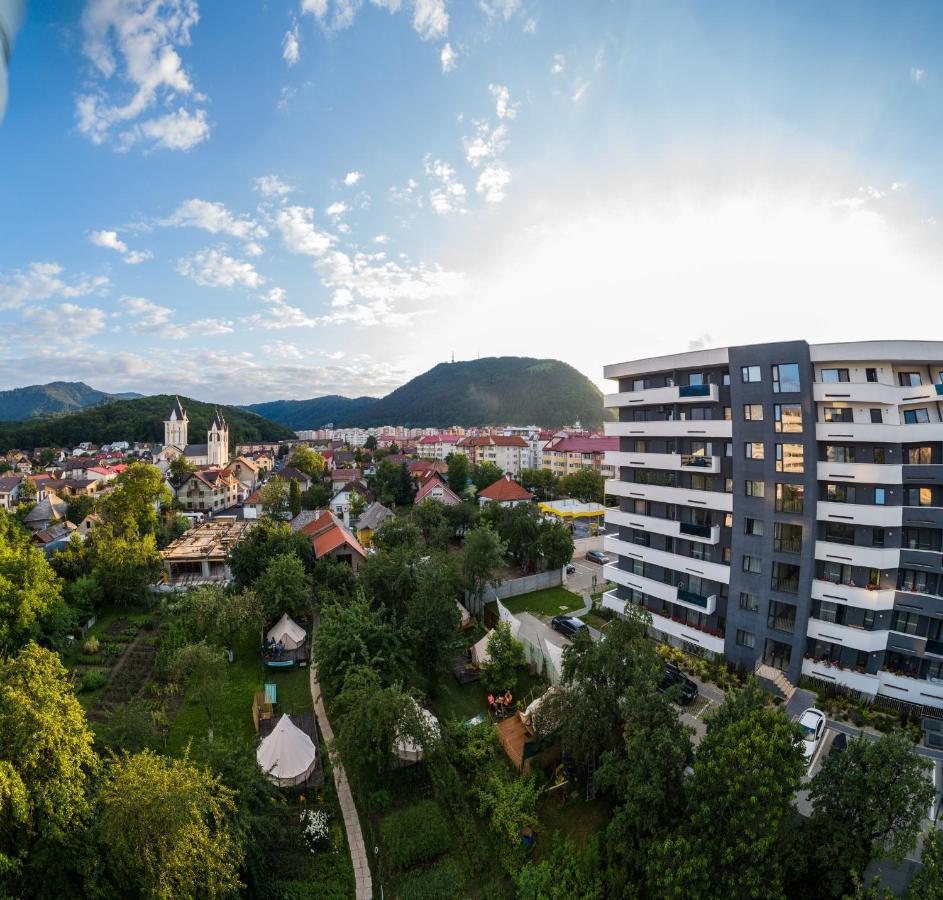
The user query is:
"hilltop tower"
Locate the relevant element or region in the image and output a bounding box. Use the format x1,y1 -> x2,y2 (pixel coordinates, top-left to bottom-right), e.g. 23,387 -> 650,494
164,397 -> 188,449
206,408 -> 229,467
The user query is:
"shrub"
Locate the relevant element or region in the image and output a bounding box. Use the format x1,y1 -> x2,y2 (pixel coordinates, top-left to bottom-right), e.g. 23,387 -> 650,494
81,670 -> 108,692
380,800 -> 451,871
83,636 -> 100,655
368,789 -> 392,811
395,857 -> 464,900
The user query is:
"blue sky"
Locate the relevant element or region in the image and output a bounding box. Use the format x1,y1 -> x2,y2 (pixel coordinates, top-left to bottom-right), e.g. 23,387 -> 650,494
1,0 -> 943,404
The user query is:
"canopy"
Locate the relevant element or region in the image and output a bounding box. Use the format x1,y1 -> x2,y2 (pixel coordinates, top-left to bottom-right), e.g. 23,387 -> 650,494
455,600 -> 473,629
471,630 -> 493,668
538,498 -> 606,520
267,613 -> 307,650
256,714 -> 317,787
395,699 -> 441,764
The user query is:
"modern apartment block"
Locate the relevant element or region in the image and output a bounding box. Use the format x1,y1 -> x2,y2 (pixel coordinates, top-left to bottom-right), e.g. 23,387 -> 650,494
601,340 -> 943,711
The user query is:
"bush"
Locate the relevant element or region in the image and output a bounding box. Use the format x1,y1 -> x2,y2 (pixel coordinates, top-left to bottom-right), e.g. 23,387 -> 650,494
368,789 -> 392,811
81,670 -> 108,692
395,857 -> 464,900
380,800 -> 451,872
83,636 -> 100,655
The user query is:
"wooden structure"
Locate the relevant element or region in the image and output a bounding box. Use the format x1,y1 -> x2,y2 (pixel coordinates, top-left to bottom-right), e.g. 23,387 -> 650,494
159,517 -> 254,587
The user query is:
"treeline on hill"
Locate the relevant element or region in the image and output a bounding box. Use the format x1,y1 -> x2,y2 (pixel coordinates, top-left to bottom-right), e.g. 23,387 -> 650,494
0,394 -> 295,452
244,394 -> 378,431
0,380 -> 141,420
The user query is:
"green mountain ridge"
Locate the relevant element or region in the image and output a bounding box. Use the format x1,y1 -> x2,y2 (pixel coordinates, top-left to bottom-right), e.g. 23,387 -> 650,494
0,381 -> 144,420
246,357 -> 608,429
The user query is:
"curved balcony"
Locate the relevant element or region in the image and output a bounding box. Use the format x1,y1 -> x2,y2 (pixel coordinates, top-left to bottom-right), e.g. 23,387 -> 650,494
816,422 -> 943,444
816,501 -> 902,528
603,564 -> 717,615
816,462 -> 903,485
806,617 -> 888,653
813,381 -> 937,407
606,420 -> 733,440
814,540 -> 900,570
604,508 -> 720,544
811,578 -> 896,610
606,450 -> 721,474
604,536 -> 730,584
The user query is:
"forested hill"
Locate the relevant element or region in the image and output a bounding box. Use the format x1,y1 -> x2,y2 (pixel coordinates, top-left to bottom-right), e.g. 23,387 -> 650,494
248,357 -> 608,429
0,381 -> 143,420
0,394 -> 295,452
244,395 -> 377,430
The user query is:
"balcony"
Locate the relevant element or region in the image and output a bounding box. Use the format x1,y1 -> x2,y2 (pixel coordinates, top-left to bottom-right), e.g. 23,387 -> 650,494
680,454 -> 721,473
677,587 -> 713,608
816,422 -> 943,444
806,617 -> 888,653
936,385 -> 943,396
801,658 -> 880,697
604,508 -> 720,544
680,521 -> 713,539
602,564 -> 718,615
606,419 -> 733,440
813,381 -> 937,407
678,383 -> 712,398
811,578 -> 897,610
605,450 -> 721,474
604,383 -> 719,408
814,540 -> 901,570
605,478 -> 734,512
816,461 -> 903,485
605,535 -> 730,584
816,500 -> 903,528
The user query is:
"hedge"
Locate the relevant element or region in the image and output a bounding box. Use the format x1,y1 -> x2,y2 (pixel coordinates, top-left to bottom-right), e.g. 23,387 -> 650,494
380,800 -> 451,872
395,857 -> 464,900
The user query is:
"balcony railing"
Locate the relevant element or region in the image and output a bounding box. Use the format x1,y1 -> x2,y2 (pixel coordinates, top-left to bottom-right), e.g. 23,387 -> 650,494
677,587 -> 711,608
773,538 -> 802,554
775,500 -> 805,514
681,454 -> 711,468
925,639 -> 943,657
771,576 -> 800,594
678,384 -> 711,398
935,385 -> 943,396
680,521 -> 713,539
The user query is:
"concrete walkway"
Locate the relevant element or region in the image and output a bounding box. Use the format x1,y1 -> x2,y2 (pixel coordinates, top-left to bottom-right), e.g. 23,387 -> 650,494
309,661 -> 373,899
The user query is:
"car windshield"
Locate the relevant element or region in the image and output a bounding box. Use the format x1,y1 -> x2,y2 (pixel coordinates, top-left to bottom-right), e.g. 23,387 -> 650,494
799,721 -> 817,739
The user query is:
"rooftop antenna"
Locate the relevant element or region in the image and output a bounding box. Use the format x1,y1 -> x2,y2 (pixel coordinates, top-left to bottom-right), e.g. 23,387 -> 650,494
451,350 -> 454,363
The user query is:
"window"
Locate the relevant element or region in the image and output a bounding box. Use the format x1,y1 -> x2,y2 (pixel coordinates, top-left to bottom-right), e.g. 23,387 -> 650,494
744,442 -> 765,460
774,404 -> 803,433
899,569 -> 932,594
772,363 -> 801,393
825,483 -> 855,504
744,517 -> 764,536
742,555 -> 762,574
869,408 -> 882,424
724,513 -> 733,528
892,610 -> 922,636
908,446 -> 932,465
736,629 -> 756,649
743,404 -> 763,421
823,407 -> 853,423
776,483 -> 804,513
825,523 -> 854,545
771,561 -> 801,593
820,368 -> 850,383
630,530 -> 650,547
745,480 -> 765,498
866,367 -> 878,383
724,478 -> 734,493
725,442 -> 732,457
775,443 -> 804,473
724,406 -> 732,421
688,407 -> 711,420
741,365 -> 761,383
634,439 -> 648,452
903,527 -> 936,551
904,408 -> 931,425
872,527 -> 886,548
812,600 -> 844,625
635,470 -> 676,486
689,474 -> 710,491
688,373 -> 704,386
826,445 -> 855,463
906,487 -> 933,507
873,448 -> 886,464
632,499 -> 650,515
875,488 -> 886,505
898,371 -> 922,387
773,522 -> 803,553
632,378 -> 645,392
740,592 -> 759,611
768,600 -> 797,633
822,561 -> 853,585
722,547 -> 732,564
722,371 -> 731,386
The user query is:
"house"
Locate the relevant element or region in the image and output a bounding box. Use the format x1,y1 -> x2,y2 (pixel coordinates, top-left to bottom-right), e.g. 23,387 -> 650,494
330,480 -> 373,527
277,467 -> 313,491
177,469 -> 242,514
45,478 -> 98,498
223,457 -> 261,493
75,513 -> 101,538
32,521 -> 77,555
414,473 -> 462,506
355,501 -> 394,548
541,434 -> 618,479
0,474 -> 24,510
298,510 -> 367,571
409,459 -> 448,481
457,435 -> 529,476
159,517 -> 255,586
330,468 -> 362,492
477,475 -> 534,508
23,493 -> 69,531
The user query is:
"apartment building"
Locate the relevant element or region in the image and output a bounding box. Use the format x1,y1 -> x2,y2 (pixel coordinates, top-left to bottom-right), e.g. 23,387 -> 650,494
602,340 -> 943,711
542,433 -> 618,480
457,434 -> 528,476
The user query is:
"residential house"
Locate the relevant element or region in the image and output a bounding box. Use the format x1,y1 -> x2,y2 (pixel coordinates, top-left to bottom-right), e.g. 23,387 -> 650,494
355,501 -> 394,548
177,469 -> 242,514
0,475 -> 24,510
477,475 -> 534,508
160,517 -> 255,586
330,468 -> 362,492
330,480 -> 373,527
33,521 -> 77,556
23,492 -> 69,531
75,513 -> 101,539
278,467 -> 314,492
298,510 -> 367,572
416,434 -> 462,460
414,473 -> 462,506
223,457 -> 261,495
541,434 -> 617,479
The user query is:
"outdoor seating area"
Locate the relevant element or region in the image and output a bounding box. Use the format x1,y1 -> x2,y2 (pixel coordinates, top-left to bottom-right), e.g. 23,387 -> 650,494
256,713 -> 323,789
261,613 -> 310,668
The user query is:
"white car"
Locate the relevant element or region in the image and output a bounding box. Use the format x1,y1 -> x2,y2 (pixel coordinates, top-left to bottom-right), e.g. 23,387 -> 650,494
797,708 -> 827,763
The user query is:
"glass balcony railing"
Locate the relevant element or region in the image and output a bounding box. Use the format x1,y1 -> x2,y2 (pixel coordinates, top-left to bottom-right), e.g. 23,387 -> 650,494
681,454 -> 711,468
925,639 -> 943,657
679,521 -> 713,539
677,587 -> 710,608
935,384 -> 943,396
679,383 -> 711,398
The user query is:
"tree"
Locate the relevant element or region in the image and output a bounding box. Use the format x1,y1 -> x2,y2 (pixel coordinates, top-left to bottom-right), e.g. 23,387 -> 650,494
300,480 -> 331,510
171,643 -> 229,741
519,468 -> 559,502
17,478 -> 37,506
447,453 -> 470,497
648,680 -> 806,899
65,493 -> 96,525
515,835 -> 603,900
0,643 -> 98,890
413,498 -> 451,549
288,478 -> 302,518
369,459 -> 415,507
260,478 -> 290,521
477,772 -> 542,862
909,827 -> 943,899
177,585 -> 262,656
539,519 -> 574,569
481,621 -> 526,694
227,519 -> 315,588
471,461 -> 505,493
97,750 -> 243,899
809,732 -> 934,897
98,461 -> 171,537
371,516 -> 421,551
157,512 -> 189,549
364,436 -> 378,451
405,554 -> 462,681
359,543 -> 423,619
560,467 -> 605,504
51,531 -> 91,582
461,525 -> 507,611
348,490 -> 367,523
168,453 -> 195,489
88,526 -> 162,605
289,445 -> 326,479
253,553 -> 311,622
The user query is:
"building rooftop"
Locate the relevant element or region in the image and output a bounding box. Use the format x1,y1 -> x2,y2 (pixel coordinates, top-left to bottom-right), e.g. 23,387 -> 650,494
161,517 -> 255,562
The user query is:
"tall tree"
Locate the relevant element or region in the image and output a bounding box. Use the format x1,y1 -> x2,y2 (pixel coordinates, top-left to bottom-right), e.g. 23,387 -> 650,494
413,498 -> 451,549
176,585 -> 262,657
88,526 -> 162,605
481,621 -> 526,694
253,553 -> 312,622
539,519 -> 574,569
461,525 -> 507,611
227,519 -> 315,588
405,553 -> 462,681
447,453 -> 470,498
288,444 -> 327,479
171,643 -> 229,741
98,461 -> 171,537
288,478 -> 302,518
519,468 -> 559,502
300,481 -> 330,510
168,454 -> 195,489
358,543 -> 422,620
908,828 -> 943,899
560,466 -> 605,504
259,478 -> 290,521
471,461 -> 505,493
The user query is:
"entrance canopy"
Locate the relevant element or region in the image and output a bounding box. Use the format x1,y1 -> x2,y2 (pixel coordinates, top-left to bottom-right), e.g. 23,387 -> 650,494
538,498 -> 606,520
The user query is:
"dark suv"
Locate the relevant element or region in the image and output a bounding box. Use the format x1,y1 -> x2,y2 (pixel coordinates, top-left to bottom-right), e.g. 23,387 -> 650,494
551,616 -> 588,639
658,662 -> 698,704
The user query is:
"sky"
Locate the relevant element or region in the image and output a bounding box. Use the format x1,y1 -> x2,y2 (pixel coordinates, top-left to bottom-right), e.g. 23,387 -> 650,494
2,0 -> 943,405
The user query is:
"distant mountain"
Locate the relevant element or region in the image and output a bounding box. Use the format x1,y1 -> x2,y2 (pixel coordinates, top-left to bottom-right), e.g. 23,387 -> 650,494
0,381 -> 140,420
245,395 -> 378,430
0,394 -> 295,453
248,357 -> 608,430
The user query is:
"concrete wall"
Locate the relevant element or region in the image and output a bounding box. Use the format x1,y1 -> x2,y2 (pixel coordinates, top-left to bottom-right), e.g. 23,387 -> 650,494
465,567 -> 563,614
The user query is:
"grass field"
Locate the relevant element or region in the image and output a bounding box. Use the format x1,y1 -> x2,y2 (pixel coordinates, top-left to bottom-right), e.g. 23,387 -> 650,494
485,586 -> 583,619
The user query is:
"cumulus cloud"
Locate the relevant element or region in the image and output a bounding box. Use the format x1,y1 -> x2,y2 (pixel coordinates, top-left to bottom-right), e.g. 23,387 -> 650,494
177,248 -> 265,289
440,42 -> 456,73
489,83 -> 517,119
88,229 -> 152,264
255,174 -> 294,197
23,303 -> 109,341
344,170 -> 363,186
412,0 -> 448,39
424,158 -> 467,214
76,0 -> 210,152
325,201 -> 348,218
162,198 -> 267,239
274,206 -> 335,256
0,263 -> 109,310
476,164 -> 511,204
262,340 -> 305,359
244,287 -> 318,330
551,53 -> 565,74
283,22 -> 301,65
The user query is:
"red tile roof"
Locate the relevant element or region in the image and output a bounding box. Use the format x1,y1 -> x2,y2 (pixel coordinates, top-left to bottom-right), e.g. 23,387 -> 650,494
546,436 -> 618,453
414,473 -> 461,505
299,510 -> 367,560
478,475 -> 533,502
458,435 -> 528,448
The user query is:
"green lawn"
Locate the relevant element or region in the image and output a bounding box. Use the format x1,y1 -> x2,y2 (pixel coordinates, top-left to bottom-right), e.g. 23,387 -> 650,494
430,667 -> 549,725
485,587 -> 583,618
579,610 -> 612,631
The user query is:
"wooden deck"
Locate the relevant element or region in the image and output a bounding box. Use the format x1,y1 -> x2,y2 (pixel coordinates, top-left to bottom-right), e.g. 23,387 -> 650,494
496,714 -> 527,771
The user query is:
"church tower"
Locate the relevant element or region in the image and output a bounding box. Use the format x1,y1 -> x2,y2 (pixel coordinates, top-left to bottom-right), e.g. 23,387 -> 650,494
164,397 -> 188,449
206,408 -> 229,467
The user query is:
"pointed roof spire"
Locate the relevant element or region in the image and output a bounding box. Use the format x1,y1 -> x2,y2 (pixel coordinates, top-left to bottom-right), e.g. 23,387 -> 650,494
169,396 -> 186,420
211,407 -> 227,430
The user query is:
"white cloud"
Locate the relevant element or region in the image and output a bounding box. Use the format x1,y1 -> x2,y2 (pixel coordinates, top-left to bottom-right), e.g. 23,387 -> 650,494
572,79 -> 590,103
463,121 -> 508,167
374,234 -> 390,244
523,17 -> 536,32
255,174 -> 294,197
244,241 -> 264,257
479,0 -> 520,21
412,0 -> 448,40
424,158 -> 467,214
263,340 -> 305,359
476,164 -> 511,204
244,287 -> 318,330
325,201 -> 348,217
162,198 -> 267,239
123,296 -> 176,333
0,263 -> 109,310
88,229 -> 152,265
23,302 -> 109,341
177,248 -> 265,289
551,53 -> 565,74
190,317 -> 235,334
440,42 -> 456,73
275,205 -> 335,256
283,23 -> 301,65
344,170 -> 363,186
76,0 -> 210,152
489,83 -> 517,119
911,66 -> 926,84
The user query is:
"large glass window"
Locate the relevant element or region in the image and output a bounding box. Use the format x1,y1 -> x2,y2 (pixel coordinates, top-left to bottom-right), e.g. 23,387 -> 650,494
898,569 -> 932,593
822,561 -> 852,584
906,486 -> 933,507
825,523 -> 855,544
745,480 -> 765,498
739,592 -> 759,611
688,373 -> 704,386
767,600 -> 797,633
903,527 -> 938,551
866,368 -> 878,382
744,517 -> 764,536
776,483 -> 804,513
744,442 -> 765,460
775,443 -> 804,473
823,407 -> 853,423
825,483 -> 855,504
812,600 -> 844,625
774,404 -> 803,433
772,363 -> 801,393
908,446 -> 933,465
736,629 -> 755,648
904,408 -> 931,425
743,404 -> 763,421
741,365 -> 761,383
771,561 -> 801,593
825,445 -> 855,463
820,368 -> 850,383
773,522 -> 803,553
892,610 -> 922,635
742,555 -> 762,574
898,372 -> 922,387
870,409 -> 883,424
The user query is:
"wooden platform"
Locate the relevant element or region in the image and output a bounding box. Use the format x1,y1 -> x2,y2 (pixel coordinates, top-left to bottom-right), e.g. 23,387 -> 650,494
496,714 -> 527,771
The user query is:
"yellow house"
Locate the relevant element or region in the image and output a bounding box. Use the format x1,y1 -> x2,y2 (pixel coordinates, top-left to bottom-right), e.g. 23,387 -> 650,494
354,501 -> 394,548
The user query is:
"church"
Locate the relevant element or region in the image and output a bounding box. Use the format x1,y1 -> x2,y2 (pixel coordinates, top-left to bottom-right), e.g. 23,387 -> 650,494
159,397 -> 230,468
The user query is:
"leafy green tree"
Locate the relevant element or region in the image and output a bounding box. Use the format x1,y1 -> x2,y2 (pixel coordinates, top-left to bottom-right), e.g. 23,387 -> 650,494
168,453 -> 195,489
461,525 -> 507,611
364,436 -> 378,451
88,526 -> 162,605
447,453 -> 470,497
288,444 -> 326,479
98,461 -> 171,537
177,585 -> 263,656
809,732 -> 934,897
477,772 -> 542,864
227,519 -> 315,588
500,504 -> 545,573
51,531 -> 92,581
909,828 -> 943,899
288,478 -> 302,518
63,574 -> 101,621
539,519 -> 574,569
515,834 -> 603,900
358,543 -> 422,620
36,448 -> 56,469
446,499 -> 478,537
102,699 -> 162,754
312,556 -> 358,604
97,750 -> 243,899
17,478 -> 37,506
371,516 -> 421,551
519,468 -> 559,501
260,478 -> 290,521
171,643 -> 229,741
253,553 -> 311,622
157,512 -> 189,549
65,492 -> 96,525
405,553 -> 462,681
0,643 -> 98,890
413,498 -> 451,549
648,680 -> 806,899
560,466 -> 605,504
481,621 -> 526,694
349,489 -> 367,522
369,459 -> 415,506
300,480 -> 331,510
471,461 -> 505,493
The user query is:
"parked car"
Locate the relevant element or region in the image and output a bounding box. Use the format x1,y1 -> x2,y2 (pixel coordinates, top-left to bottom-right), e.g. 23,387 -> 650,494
829,731 -> 847,756
585,550 -> 610,565
798,708 -> 827,762
551,615 -> 587,639
565,563 -> 577,574
658,662 -> 698,704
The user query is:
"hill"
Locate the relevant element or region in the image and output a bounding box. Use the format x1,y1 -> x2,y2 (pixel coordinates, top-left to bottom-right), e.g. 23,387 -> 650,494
248,357 -> 607,429
245,395 -> 377,430
0,394 -> 295,452
0,381 -> 142,420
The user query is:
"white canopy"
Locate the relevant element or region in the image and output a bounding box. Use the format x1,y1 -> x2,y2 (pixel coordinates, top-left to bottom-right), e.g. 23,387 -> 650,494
471,630 -> 493,668
267,613 -> 307,650
497,600 -> 521,636
256,714 -> 318,787
455,600 -> 473,628
395,699 -> 440,764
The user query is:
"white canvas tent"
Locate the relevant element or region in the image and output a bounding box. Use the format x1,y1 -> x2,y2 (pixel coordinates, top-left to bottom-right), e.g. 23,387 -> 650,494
267,613 -> 307,650
471,630 -> 493,668
395,699 -> 441,765
456,600 -> 473,629
256,714 -> 318,787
